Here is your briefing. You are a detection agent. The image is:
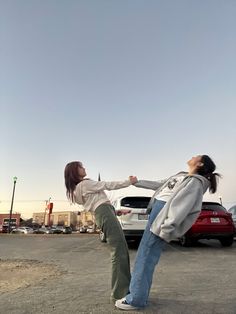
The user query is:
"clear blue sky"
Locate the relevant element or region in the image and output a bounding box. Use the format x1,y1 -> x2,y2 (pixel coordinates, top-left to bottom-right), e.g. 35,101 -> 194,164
1,1 -> 236,218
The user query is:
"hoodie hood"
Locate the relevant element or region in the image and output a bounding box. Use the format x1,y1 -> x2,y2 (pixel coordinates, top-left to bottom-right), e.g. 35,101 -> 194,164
150,173 -> 211,242
191,174 -> 210,193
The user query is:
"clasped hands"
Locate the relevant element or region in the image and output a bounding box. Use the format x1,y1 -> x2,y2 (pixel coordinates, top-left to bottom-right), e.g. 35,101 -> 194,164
129,176 -> 138,185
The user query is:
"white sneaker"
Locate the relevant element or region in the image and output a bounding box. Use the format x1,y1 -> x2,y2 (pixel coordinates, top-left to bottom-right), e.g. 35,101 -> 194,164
115,298 -> 140,311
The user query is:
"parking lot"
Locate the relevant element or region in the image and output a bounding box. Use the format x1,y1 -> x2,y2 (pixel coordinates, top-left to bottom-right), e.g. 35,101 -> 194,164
0,233 -> 235,314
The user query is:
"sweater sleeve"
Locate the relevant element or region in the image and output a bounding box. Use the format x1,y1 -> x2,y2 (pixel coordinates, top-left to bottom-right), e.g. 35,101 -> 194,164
134,179 -> 168,191
83,179 -> 131,193
154,179 -> 203,242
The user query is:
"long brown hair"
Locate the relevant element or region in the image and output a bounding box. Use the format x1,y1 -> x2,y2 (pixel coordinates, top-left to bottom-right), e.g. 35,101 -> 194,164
64,161 -> 83,203
197,155 -> 221,193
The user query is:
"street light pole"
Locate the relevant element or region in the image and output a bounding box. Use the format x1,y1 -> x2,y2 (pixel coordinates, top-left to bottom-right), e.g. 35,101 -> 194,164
8,176 -> 17,233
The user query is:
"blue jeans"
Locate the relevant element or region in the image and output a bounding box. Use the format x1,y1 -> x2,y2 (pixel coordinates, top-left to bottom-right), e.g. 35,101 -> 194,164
125,199 -> 166,307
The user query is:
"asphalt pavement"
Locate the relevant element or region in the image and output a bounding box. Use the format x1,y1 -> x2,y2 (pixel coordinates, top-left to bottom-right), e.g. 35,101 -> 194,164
0,233 -> 235,314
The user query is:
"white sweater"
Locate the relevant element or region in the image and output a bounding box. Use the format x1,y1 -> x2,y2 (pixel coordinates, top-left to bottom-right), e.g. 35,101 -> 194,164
74,179 -> 131,212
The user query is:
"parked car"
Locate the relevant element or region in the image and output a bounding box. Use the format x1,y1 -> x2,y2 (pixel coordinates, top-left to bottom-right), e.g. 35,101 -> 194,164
98,196 -> 151,242
62,226 -> 72,234
11,227 -> 34,234
54,226 -> 72,234
227,205 -> 236,228
33,226 -> 53,234
179,202 -> 236,247
0,225 -> 16,233
86,226 -> 94,233
50,226 -> 63,234
80,225 -> 95,233
79,226 -> 88,233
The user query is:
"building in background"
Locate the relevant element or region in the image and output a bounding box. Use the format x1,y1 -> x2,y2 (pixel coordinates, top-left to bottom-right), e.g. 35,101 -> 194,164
77,211 -> 95,228
32,210 -> 95,230
0,213 -> 21,229
33,211 -> 77,228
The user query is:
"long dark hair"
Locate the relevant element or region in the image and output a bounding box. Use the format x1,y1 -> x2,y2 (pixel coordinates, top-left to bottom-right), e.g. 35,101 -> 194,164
64,161 -> 83,203
197,155 -> 221,193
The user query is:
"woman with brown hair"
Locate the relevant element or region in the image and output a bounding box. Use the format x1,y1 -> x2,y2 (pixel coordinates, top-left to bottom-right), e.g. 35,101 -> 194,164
64,161 -> 137,302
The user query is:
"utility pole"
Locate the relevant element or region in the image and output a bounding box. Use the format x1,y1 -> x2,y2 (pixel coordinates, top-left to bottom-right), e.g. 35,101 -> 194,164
8,176 -> 17,233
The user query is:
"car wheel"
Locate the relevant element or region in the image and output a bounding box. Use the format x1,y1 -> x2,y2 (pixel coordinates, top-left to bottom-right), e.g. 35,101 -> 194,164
180,235 -> 192,247
99,231 -> 106,243
219,236 -> 234,247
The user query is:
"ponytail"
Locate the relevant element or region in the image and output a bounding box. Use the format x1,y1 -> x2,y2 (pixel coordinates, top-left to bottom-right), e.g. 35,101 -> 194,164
197,155 -> 221,194
206,172 -> 221,193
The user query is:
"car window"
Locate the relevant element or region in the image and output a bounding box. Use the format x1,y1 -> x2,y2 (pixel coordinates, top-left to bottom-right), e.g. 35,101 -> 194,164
228,206 -> 236,215
201,203 -> 227,212
120,197 -> 151,208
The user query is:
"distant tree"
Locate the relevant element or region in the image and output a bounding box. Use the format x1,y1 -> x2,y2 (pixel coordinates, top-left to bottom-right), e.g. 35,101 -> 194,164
20,218 -> 41,229
20,218 -> 33,227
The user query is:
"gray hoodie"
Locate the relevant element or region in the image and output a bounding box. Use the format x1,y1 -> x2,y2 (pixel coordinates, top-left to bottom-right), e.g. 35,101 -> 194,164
150,174 -> 210,242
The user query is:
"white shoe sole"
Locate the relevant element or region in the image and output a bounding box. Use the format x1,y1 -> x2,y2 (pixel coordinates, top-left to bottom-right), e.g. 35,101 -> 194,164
115,298 -> 140,311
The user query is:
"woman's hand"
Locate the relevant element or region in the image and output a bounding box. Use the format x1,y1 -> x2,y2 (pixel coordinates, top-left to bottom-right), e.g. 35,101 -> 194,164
129,176 -> 138,184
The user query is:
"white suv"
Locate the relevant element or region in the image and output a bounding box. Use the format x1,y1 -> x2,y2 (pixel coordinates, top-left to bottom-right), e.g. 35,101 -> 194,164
99,196 -> 151,242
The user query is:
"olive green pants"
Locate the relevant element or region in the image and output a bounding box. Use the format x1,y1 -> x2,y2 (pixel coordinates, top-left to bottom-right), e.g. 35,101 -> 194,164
95,203 -> 131,300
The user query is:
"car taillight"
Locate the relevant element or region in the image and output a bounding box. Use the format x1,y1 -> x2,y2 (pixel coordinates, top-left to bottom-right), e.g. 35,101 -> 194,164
116,210 -> 131,216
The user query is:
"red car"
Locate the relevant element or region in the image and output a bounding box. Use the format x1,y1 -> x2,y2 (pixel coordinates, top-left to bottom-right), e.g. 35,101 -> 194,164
180,202 -> 236,247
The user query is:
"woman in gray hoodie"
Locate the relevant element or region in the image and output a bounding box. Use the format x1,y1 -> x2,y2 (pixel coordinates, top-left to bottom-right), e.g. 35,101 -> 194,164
64,161 -> 137,302
115,155 -> 221,311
